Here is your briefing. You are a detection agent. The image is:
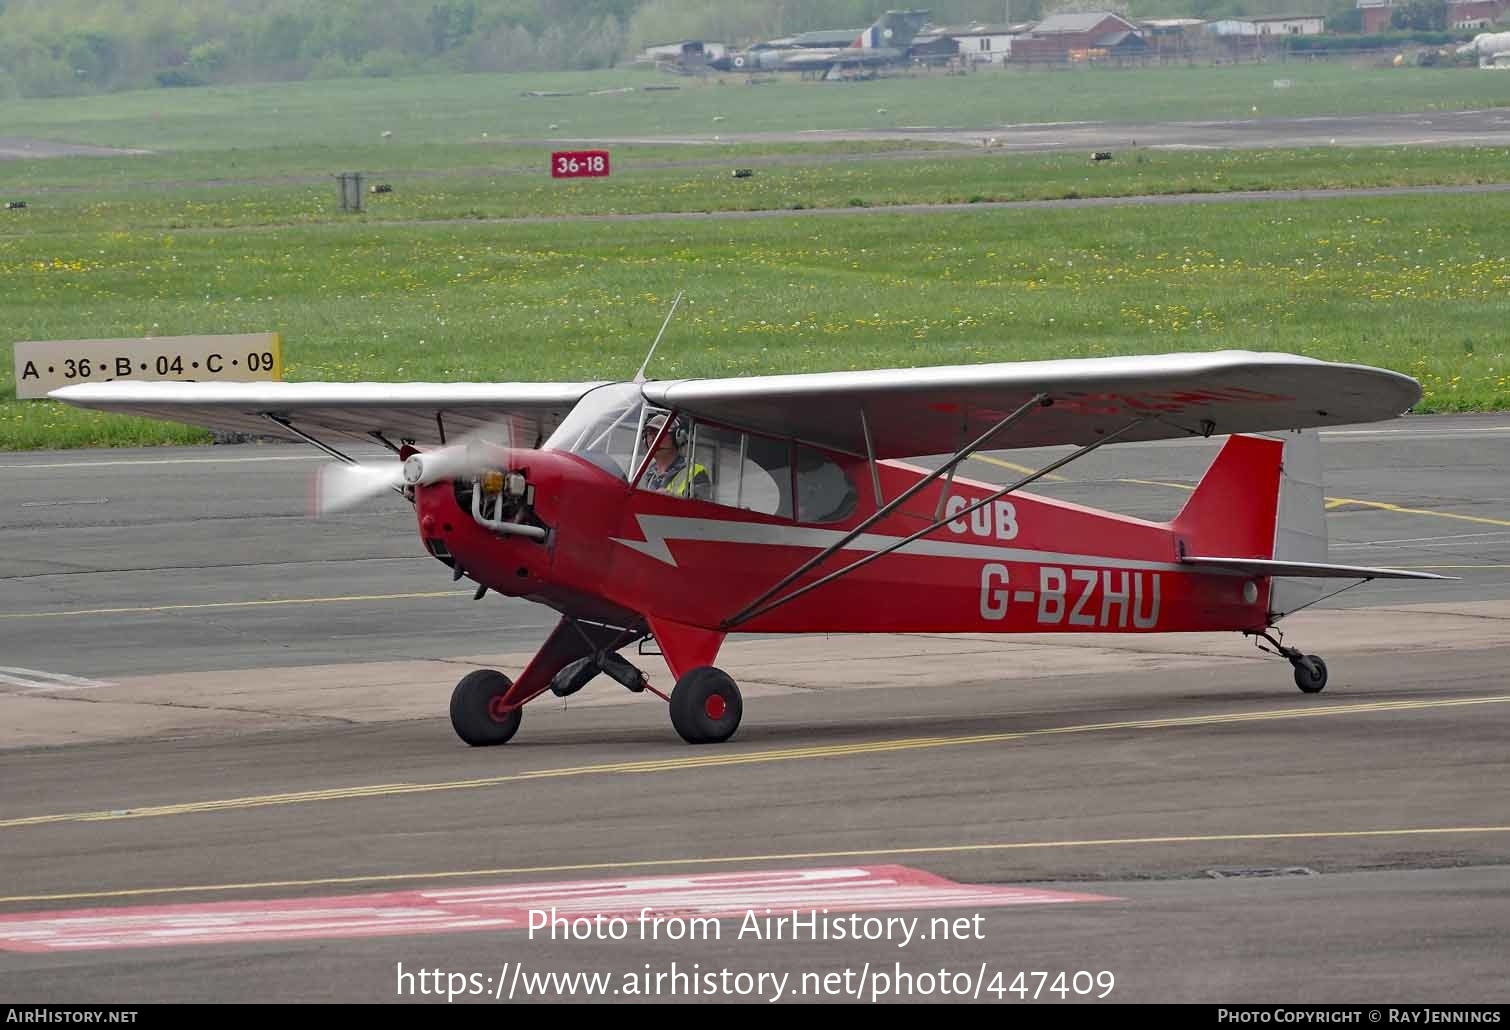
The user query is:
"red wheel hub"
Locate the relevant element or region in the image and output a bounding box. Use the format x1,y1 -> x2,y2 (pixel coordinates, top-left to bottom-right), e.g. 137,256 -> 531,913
488,696 -> 513,723
704,693 -> 727,720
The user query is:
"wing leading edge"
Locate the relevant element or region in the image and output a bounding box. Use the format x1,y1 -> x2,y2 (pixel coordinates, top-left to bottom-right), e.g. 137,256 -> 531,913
49,380 -> 609,448
641,351 -> 1422,458
51,351 -> 1422,458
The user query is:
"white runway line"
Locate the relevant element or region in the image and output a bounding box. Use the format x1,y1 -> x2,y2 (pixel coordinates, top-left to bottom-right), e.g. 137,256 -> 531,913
1331,530 -> 1510,551
0,667 -> 114,691
0,455 -> 324,471
1320,426 -> 1510,439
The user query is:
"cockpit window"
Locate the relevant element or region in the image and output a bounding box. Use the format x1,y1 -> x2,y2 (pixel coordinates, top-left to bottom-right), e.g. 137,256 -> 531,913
542,383 -> 646,480
796,445 -> 858,523
549,392 -> 855,524
636,417 -> 795,518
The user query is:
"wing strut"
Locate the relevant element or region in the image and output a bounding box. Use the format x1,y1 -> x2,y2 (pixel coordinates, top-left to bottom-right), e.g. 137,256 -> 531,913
265,412 -> 411,506
263,413 -> 357,465
723,415 -> 1149,630
723,393 -> 1051,628
859,405 -> 883,507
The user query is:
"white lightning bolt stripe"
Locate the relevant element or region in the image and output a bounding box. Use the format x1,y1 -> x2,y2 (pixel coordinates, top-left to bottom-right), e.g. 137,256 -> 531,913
611,513 -> 1201,573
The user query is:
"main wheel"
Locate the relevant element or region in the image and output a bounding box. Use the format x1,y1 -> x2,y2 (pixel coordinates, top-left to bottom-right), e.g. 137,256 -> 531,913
450,669 -> 522,746
1293,655 -> 1328,694
669,666 -> 742,745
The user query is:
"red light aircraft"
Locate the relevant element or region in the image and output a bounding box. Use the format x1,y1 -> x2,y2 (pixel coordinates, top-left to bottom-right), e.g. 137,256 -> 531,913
54,343 -> 1444,747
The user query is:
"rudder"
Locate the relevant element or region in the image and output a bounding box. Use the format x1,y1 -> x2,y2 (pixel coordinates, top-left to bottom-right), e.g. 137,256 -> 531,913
1170,430 -> 1328,621
1170,434 -> 1284,561
1265,429 -> 1327,618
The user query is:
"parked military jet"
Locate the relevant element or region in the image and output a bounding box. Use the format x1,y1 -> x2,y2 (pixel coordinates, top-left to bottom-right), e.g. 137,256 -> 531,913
710,10 -> 931,78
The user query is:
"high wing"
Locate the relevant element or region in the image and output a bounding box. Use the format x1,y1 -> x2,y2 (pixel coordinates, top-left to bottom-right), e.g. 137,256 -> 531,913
48,380 -> 608,448
641,351 -> 1421,458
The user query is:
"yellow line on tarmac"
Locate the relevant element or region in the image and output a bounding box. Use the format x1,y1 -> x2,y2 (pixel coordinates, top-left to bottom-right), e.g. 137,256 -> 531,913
0,591 -> 469,620
2,824 -> 1506,906
1102,478 -> 1509,530
5,694 -> 1506,831
1325,498 -> 1510,528
1116,478 -> 1196,492
970,454 -> 1067,482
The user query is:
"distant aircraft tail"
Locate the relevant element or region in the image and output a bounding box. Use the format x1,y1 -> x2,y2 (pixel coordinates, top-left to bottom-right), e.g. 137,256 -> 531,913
852,9 -> 930,49
1169,431 -> 1441,623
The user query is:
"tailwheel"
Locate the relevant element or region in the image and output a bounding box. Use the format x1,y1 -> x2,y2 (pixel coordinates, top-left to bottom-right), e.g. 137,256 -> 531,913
1251,630 -> 1330,696
450,669 -> 523,746
669,666 -> 742,745
1293,655 -> 1328,695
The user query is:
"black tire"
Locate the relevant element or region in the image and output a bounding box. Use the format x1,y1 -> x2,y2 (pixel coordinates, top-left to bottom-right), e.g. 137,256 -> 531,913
1294,655 -> 1328,694
450,669 -> 522,746
669,666 -> 742,745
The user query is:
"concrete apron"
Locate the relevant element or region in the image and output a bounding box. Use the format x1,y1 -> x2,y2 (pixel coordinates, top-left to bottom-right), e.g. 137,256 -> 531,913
2,600 -> 1505,750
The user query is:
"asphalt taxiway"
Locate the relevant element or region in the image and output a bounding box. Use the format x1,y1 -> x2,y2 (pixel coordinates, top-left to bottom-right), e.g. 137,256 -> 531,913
1,414 -> 1507,1002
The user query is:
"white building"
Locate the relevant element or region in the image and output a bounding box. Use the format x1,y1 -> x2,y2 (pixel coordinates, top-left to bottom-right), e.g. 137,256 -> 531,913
1207,19 -> 1256,36
1255,14 -> 1326,35
1207,14 -> 1324,37
945,24 -> 1023,64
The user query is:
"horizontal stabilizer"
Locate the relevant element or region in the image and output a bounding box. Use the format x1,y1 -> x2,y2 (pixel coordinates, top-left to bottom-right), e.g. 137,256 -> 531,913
1180,556 -> 1451,580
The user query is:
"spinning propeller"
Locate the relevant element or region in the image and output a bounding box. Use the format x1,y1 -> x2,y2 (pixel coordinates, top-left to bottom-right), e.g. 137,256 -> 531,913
312,421 -> 513,515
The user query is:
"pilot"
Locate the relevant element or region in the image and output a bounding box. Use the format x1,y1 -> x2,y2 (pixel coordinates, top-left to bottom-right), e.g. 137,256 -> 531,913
640,413 -> 710,499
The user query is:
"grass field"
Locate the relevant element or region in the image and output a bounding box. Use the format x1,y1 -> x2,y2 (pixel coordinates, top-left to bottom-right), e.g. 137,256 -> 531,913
4,64 -> 1508,449
3,63 -> 1510,153
4,190 -> 1506,449
4,145 -> 1509,234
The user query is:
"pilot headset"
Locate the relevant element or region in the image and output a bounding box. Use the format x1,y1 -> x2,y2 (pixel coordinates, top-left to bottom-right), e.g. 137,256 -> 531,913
646,413 -> 688,448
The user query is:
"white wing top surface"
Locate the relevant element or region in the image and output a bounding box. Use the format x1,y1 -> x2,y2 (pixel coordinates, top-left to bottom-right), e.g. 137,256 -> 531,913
642,351 -> 1421,457
51,351 -> 1423,459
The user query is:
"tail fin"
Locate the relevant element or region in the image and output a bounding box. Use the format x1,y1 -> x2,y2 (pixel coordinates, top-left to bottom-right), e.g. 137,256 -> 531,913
1170,433 -> 1286,561
1173,431 -> 1446,611
1171,431 -> 1331,617
853,9 -> 929,49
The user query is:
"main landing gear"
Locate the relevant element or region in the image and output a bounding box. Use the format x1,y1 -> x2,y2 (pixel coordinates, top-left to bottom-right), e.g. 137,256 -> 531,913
446,615 -> 742,747
668,667 -> 743,745
447,661 -> 744,746
1249,628 -> 1329,694
449,669 -> 523,745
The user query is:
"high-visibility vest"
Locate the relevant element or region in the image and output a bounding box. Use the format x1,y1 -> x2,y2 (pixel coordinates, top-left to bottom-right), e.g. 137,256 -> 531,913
666,462 -> 709,498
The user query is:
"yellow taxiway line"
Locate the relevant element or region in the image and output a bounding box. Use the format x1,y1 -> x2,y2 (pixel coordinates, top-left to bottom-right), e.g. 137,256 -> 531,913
969,454 -> 1068,482
4,693 -> 1506,832
2,824 -> 1506,906
1002,463 -> 1510,530
1325,498 -> 1510,528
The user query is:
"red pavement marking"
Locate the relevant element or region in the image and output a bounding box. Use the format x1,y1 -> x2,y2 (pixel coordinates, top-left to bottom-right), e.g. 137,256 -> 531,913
0,865 -> 1114,953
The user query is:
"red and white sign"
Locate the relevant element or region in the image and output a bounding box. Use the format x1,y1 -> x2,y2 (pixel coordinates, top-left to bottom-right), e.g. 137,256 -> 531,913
551,150 -> 610,178
0,865 -> 1112,952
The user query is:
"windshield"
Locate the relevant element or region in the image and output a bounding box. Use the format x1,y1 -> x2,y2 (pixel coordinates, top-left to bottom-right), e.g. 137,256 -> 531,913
542,383 -> 649,481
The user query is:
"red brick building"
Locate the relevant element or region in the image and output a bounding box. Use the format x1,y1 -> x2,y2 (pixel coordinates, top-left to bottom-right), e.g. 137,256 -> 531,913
1009,11 -> 1147,62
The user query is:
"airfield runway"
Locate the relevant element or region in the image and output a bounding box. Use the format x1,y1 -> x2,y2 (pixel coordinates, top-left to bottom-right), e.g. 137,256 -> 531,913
544,107 -> 1510,152
2,415 -> 1508,1002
